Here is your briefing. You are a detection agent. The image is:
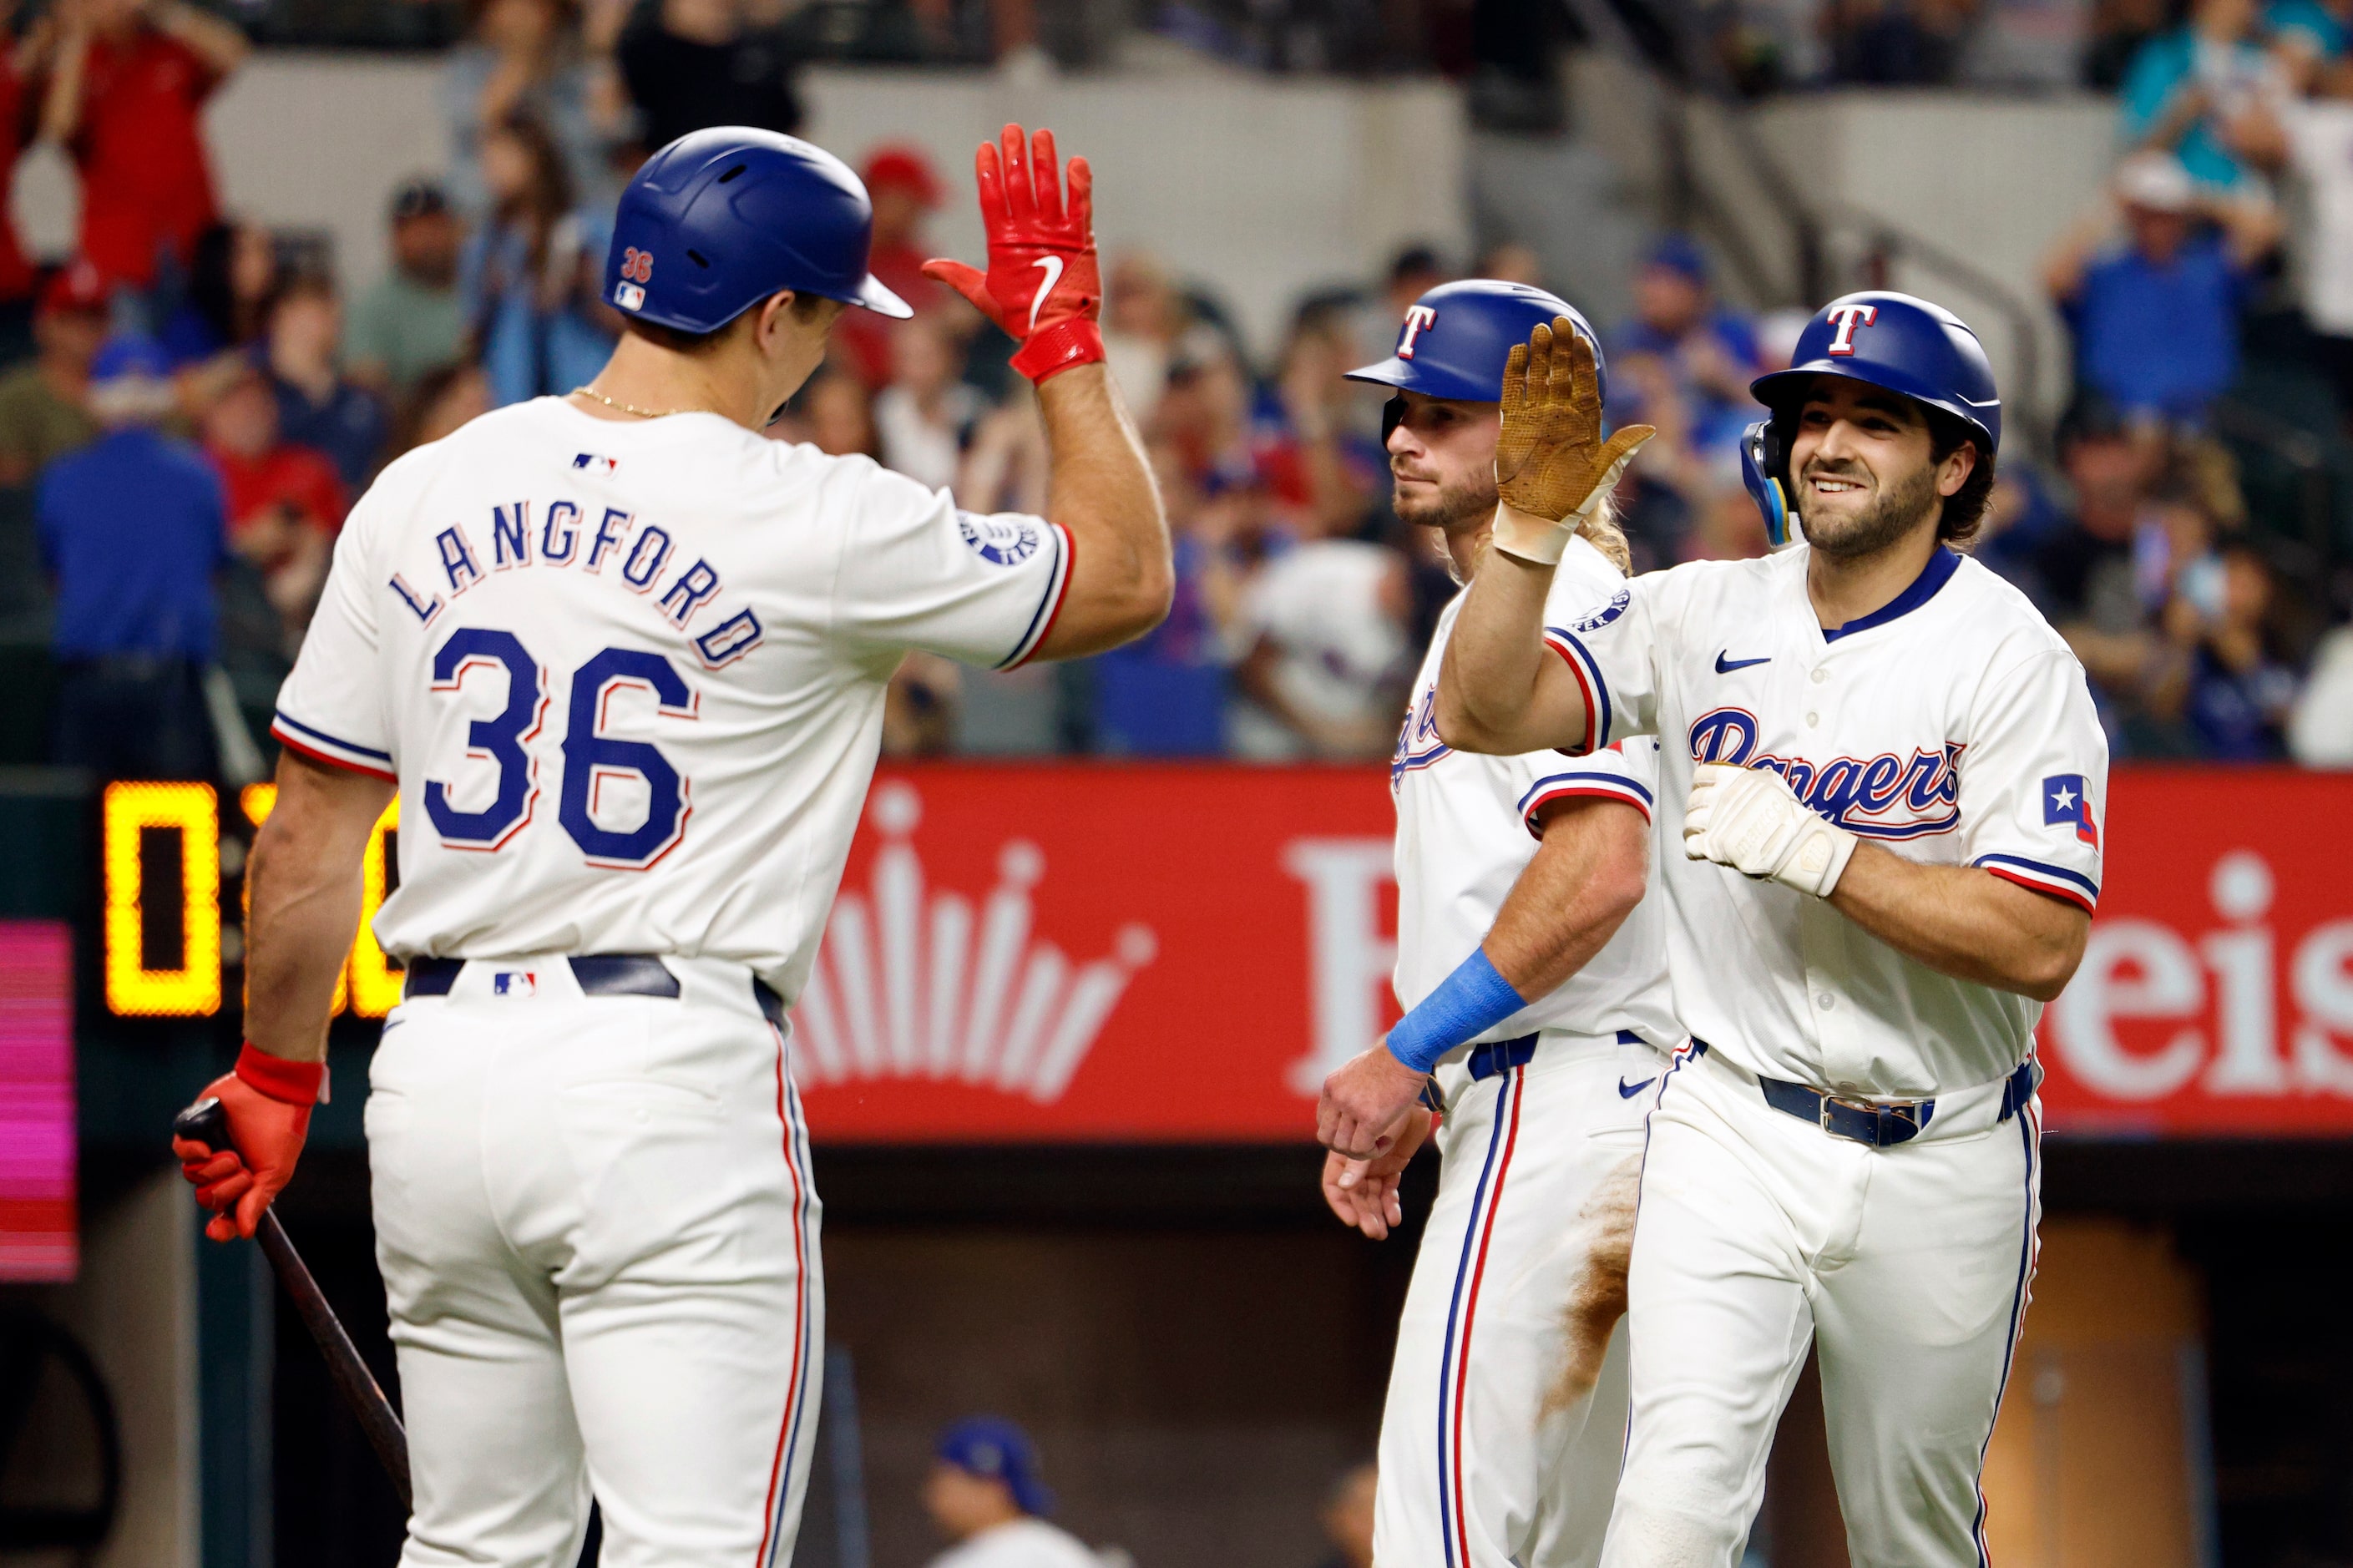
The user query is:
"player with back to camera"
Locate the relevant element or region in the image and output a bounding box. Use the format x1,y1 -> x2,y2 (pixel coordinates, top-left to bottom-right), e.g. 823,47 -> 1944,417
169,124 -> 1167,1568
1409,294 -> 2106,1566
1313,280 -> 1677,1568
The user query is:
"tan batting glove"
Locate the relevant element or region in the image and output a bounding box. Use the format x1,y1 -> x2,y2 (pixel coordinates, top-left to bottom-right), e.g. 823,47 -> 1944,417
1683,763 -> 1857,898
1490,317 -> 1657,567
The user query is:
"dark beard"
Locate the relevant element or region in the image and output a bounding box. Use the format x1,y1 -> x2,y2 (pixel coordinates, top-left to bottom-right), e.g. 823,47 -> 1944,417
1795,458 -> 1941,559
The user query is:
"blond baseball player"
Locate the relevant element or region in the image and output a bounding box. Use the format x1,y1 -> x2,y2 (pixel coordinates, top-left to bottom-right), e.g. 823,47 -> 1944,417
1315,281 -> 1677,1568
1421,295 -> 2104,1565
170,124 -> 1167,1568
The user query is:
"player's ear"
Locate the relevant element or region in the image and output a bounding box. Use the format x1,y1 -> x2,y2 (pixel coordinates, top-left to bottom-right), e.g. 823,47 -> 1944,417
1936,438 -> 1977,499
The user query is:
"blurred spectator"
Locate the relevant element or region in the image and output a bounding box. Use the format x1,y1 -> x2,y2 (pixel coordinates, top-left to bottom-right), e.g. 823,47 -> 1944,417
2118,0 -> 2290,193
616,0 -> 805,156
1087,446 -> 1241,756
921,1416 -> 1096,1568
788,369 -> 877,457
346,179 -> 468,399
874,315 -> 984,492
883,652 -> 961,755
38,336 -> 225,779
960,390 -> 1049,516
443,0 -> 614,224
1474,240 -> 1546,286
204,361 -> 340,637
463,111 -> 618,406
266,275 -> 388,492
1826,0 -> 1976,83
2083,0 -> 2173,86
836,144 -> 949,386
2043,151 -> 2281,427
1311,1462 -> 1376,1568
0,8 -> 48,360
1101,251 -> 1187,426
1610,235 -> 1764,488
2034,398 -> 2155,625
0,263 -> 109,485
397,361 -> 495,452
2265,0 -> 2353,93
1262,296 -> 1381,535
1382,244 -> 1448,319
2150,542 -> 2299,756
2269,93 -> 2353,413
1229,519 -> 1412,760
2287,621 -> 2353,763
41,0 -> 247,302
159,221 -> 277,368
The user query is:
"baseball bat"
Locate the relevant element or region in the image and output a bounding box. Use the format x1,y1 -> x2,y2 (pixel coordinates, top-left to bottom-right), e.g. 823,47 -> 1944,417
174,1097 -> 414,1510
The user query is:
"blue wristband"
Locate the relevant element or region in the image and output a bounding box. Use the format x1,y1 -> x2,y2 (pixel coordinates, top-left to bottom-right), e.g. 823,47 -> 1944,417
1385,948 -> 1527,1075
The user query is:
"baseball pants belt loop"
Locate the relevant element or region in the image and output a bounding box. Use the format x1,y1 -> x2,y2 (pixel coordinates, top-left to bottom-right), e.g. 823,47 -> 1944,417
1465,1034 -> 1540,1084
1996,1056 -> 2041,1121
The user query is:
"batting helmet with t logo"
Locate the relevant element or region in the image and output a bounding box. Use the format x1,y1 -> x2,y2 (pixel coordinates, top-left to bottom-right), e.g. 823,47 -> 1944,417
605,128 -> 914,336
1346,279 -> 1607,440
1741,291 -> 2000,548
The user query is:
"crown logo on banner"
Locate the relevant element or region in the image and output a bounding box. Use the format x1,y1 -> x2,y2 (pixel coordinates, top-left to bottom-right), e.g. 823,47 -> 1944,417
791,782 -> 1156,1102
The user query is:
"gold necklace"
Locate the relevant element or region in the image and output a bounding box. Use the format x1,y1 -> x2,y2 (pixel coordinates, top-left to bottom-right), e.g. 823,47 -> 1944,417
569,385 -> 710,420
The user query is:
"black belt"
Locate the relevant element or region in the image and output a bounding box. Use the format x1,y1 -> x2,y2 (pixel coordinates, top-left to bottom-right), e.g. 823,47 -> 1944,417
403,953 -> 787,1029
1743,1050 -> 2040,1149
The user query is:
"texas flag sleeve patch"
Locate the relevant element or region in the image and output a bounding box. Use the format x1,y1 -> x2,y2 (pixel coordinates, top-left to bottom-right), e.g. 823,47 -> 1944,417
2042,774 -> 2100,849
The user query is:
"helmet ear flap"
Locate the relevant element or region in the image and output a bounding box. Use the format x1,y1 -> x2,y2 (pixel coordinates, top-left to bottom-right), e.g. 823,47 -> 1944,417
1740,418 -> 1796,549
1381,394 -> 1406,446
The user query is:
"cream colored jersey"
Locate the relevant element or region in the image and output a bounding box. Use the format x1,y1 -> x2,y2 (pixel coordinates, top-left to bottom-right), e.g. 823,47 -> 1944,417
273,397 -> 1070,999
1390,534 -> 1679,1052
1550,543 -> 2107,1096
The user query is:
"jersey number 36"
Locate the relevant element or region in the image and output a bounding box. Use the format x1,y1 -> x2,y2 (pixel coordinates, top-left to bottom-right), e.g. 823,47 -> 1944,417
425,627 -> 693,869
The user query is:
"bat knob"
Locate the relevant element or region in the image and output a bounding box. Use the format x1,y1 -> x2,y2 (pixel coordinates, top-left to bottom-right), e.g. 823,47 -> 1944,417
175,1096 -> 231,1156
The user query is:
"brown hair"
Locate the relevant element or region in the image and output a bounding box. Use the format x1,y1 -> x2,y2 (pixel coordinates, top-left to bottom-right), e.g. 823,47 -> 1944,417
1925,410 -> 1996,546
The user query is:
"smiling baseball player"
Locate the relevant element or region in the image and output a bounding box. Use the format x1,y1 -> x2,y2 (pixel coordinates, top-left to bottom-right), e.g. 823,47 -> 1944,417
1314,281 -> 1675,1568
1419,293 -> 2104,1566
170,124 -> 1166,1568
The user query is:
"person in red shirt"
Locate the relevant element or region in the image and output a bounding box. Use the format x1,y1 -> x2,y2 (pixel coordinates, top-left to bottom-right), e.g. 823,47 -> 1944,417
200,359 -> 340,639
835,143 -> 949,386
42,0 -> 248,297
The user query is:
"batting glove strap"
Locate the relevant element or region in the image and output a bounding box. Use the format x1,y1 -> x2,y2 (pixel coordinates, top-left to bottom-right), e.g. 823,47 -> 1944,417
235,1041 -> 327,1105
1010,316 -> 1106,384
1683,762 -> 1858,899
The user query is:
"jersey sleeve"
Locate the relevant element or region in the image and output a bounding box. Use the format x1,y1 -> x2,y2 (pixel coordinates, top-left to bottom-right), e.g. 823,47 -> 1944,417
1957,647 -> 2109,913
1537,572 -> 1662,756
271,504 -> 396,781
832,468 -> 1071,670
1512,736 -> 1659,837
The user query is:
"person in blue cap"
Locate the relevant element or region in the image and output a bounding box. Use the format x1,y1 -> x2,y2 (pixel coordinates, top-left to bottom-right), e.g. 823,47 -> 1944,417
921,1416 -> 1098,1568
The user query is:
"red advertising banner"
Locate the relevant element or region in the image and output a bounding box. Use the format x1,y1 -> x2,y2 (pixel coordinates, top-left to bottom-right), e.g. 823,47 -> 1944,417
794,765 -> 2353,1143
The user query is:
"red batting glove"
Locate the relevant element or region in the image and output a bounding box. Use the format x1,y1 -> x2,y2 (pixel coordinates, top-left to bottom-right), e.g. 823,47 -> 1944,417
921,124 -> 1105,385
172,1043 -> 320,1242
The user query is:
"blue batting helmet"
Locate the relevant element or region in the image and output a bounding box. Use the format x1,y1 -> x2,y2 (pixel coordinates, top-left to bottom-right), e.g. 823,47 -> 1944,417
936,1416 -> 1054,1517
605,128 -> 913,336
1347,279 -> 1607,412
1740,291 -> 2000,547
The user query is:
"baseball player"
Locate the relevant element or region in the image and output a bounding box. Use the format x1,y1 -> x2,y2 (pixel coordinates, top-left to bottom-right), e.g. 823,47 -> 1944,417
170,124 -> 1167,1568
1419,294 -> 2104,1565
1313,281 -> 1677,1568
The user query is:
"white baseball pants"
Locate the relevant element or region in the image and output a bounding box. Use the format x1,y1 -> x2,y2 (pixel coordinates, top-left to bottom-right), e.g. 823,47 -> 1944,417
364,955 -> 823,1568
1374,1029 -> 1661,1568
1602,1042 -> 2041,1568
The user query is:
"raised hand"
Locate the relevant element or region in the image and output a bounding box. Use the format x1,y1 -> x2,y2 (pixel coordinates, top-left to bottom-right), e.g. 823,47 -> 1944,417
921,124 -> 1105,385
1490,318 -> 1656,565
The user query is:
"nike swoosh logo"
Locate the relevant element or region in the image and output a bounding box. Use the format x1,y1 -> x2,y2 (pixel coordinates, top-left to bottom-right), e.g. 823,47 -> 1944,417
1715,651 -> 1771,673
1618,1075 -> 1657,1099
1028,255 -> 1064,333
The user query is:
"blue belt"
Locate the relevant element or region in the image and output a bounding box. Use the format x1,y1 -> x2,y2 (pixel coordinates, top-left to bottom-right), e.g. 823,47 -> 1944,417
1462,1029 -> 1648,1084
1739,1050 -> 2040,1149
403,953 -> 787,1029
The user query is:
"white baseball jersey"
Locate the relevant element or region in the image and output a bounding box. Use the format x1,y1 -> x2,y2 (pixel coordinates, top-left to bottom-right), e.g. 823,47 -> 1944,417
273,397 -> 1071,998
1546,543 -> 2106,1097
1392,535 -> 1679,1050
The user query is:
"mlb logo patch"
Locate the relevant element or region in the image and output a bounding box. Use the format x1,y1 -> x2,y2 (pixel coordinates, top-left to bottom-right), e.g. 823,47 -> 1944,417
573,453 -> 619,476
493,971 -> 537,998
2042,774 -> 2099,849
615,281 -> 645,311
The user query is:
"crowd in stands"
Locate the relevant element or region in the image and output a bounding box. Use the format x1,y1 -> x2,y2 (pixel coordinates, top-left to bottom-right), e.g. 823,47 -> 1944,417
0,0 -> 2344,782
